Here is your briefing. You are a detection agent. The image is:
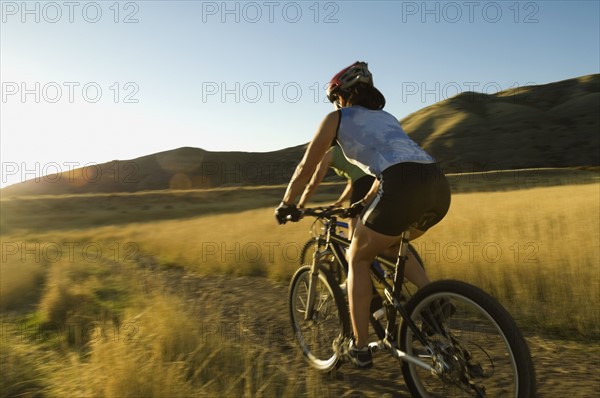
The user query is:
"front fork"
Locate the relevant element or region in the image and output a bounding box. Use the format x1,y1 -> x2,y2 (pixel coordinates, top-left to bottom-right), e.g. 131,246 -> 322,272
304,238 -> 322,321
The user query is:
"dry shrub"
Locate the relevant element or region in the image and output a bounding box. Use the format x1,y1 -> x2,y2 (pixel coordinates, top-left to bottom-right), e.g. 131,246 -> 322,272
37,258 -> 127,347
0,249 -> 47,311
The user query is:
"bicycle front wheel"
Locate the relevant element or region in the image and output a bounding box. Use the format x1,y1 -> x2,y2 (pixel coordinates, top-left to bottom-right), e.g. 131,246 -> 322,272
299,237 -> 346,285
289,264 -> 350,372
399,280 -> 536,398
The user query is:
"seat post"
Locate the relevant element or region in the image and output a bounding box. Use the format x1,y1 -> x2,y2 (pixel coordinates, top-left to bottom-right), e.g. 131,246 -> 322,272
392,230 -> 411,293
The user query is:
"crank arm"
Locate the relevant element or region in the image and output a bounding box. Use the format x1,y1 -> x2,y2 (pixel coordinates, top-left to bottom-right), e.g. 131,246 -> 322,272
378,338 -> 435,373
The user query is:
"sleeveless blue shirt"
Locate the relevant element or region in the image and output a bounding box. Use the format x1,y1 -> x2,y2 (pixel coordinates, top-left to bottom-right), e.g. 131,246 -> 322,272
336,106 -> 435,176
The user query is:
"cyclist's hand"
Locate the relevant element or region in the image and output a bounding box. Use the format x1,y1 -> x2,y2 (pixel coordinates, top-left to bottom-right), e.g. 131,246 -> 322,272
345,199 -> 366,218
275,203 -> 302,224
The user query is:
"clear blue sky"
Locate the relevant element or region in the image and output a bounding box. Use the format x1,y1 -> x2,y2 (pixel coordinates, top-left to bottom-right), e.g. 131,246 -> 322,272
1,0 -> 599,187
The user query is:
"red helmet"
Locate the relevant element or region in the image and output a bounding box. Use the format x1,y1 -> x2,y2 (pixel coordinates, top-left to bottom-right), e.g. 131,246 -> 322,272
326,61 -> 373,103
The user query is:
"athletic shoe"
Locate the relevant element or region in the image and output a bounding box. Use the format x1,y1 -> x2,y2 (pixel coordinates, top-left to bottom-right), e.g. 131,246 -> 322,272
341,338 -> 373,369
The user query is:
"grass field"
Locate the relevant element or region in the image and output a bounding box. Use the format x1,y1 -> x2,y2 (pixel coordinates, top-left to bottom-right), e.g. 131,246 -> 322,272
1,168 -> 598,397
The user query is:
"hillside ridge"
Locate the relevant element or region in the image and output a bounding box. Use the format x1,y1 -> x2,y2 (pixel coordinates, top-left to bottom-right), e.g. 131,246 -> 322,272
2,74 -> 598,196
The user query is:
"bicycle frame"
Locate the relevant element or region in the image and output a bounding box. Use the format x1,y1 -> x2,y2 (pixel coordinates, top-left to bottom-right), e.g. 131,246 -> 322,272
306,212 -> 436,372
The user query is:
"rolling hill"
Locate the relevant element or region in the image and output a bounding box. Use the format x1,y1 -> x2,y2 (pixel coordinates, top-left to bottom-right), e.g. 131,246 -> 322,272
401,74 -> 599,171
2,74 -> 598,196
0,146 -> 307,196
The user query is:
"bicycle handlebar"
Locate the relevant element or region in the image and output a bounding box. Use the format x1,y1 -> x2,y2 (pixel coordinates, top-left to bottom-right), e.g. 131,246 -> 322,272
300,206 -> 349,220
277,205 -> 352,225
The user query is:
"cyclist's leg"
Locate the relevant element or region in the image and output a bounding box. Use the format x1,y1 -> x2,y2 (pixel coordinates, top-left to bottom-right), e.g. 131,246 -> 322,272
347,220 -> 401,348
348,175 -> 377,239
405,254 -> 430,287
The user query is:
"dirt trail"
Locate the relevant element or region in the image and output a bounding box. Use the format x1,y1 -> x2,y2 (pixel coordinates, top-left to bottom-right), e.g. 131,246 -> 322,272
160,269 -> 600,397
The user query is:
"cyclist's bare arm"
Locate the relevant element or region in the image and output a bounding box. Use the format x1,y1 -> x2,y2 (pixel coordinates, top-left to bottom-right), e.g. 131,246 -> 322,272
359,178 -> 380,205
282,111 -> 340,205
333,179 -> 353,207
298,148 -> 334,208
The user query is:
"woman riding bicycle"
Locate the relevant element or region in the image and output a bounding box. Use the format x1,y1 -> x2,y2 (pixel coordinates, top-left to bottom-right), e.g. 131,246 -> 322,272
275,61 -> 451,369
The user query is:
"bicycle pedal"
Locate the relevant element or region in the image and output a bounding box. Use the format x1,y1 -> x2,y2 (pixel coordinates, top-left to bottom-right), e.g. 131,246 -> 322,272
368,341 -> 384,352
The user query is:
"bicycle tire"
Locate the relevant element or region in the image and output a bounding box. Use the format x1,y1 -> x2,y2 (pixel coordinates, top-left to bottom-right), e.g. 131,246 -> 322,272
299,237 -> 319,265
288,264 -> 350,372
399,280 -> 536,398
408,243 -> 425,270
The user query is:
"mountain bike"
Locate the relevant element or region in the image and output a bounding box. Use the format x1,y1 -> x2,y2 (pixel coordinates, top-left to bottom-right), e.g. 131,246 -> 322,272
287,206 -> 536,397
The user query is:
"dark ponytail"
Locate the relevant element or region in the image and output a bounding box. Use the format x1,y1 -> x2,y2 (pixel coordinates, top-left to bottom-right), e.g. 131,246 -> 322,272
344,83 -> 386,110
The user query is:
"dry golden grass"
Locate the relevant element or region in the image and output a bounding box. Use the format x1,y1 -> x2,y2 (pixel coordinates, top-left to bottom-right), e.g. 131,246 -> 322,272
0,235 -> 316,397
413,183 -> 600,337
3,178 -> 597,337
0,171 -> 598,397
78,294 -> 296,398
90,207 -> 313,281
68,183 -> 597,337
0,340 -> 48,398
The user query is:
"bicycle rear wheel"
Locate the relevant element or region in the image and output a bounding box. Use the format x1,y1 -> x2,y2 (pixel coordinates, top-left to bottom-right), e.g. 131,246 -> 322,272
289,264 -> 350,371
399,280 -> 536,398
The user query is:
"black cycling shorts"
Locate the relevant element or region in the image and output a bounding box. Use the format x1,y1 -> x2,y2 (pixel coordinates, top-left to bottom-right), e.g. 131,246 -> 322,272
350,175 -> 376,204
362,162 -> 451,236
